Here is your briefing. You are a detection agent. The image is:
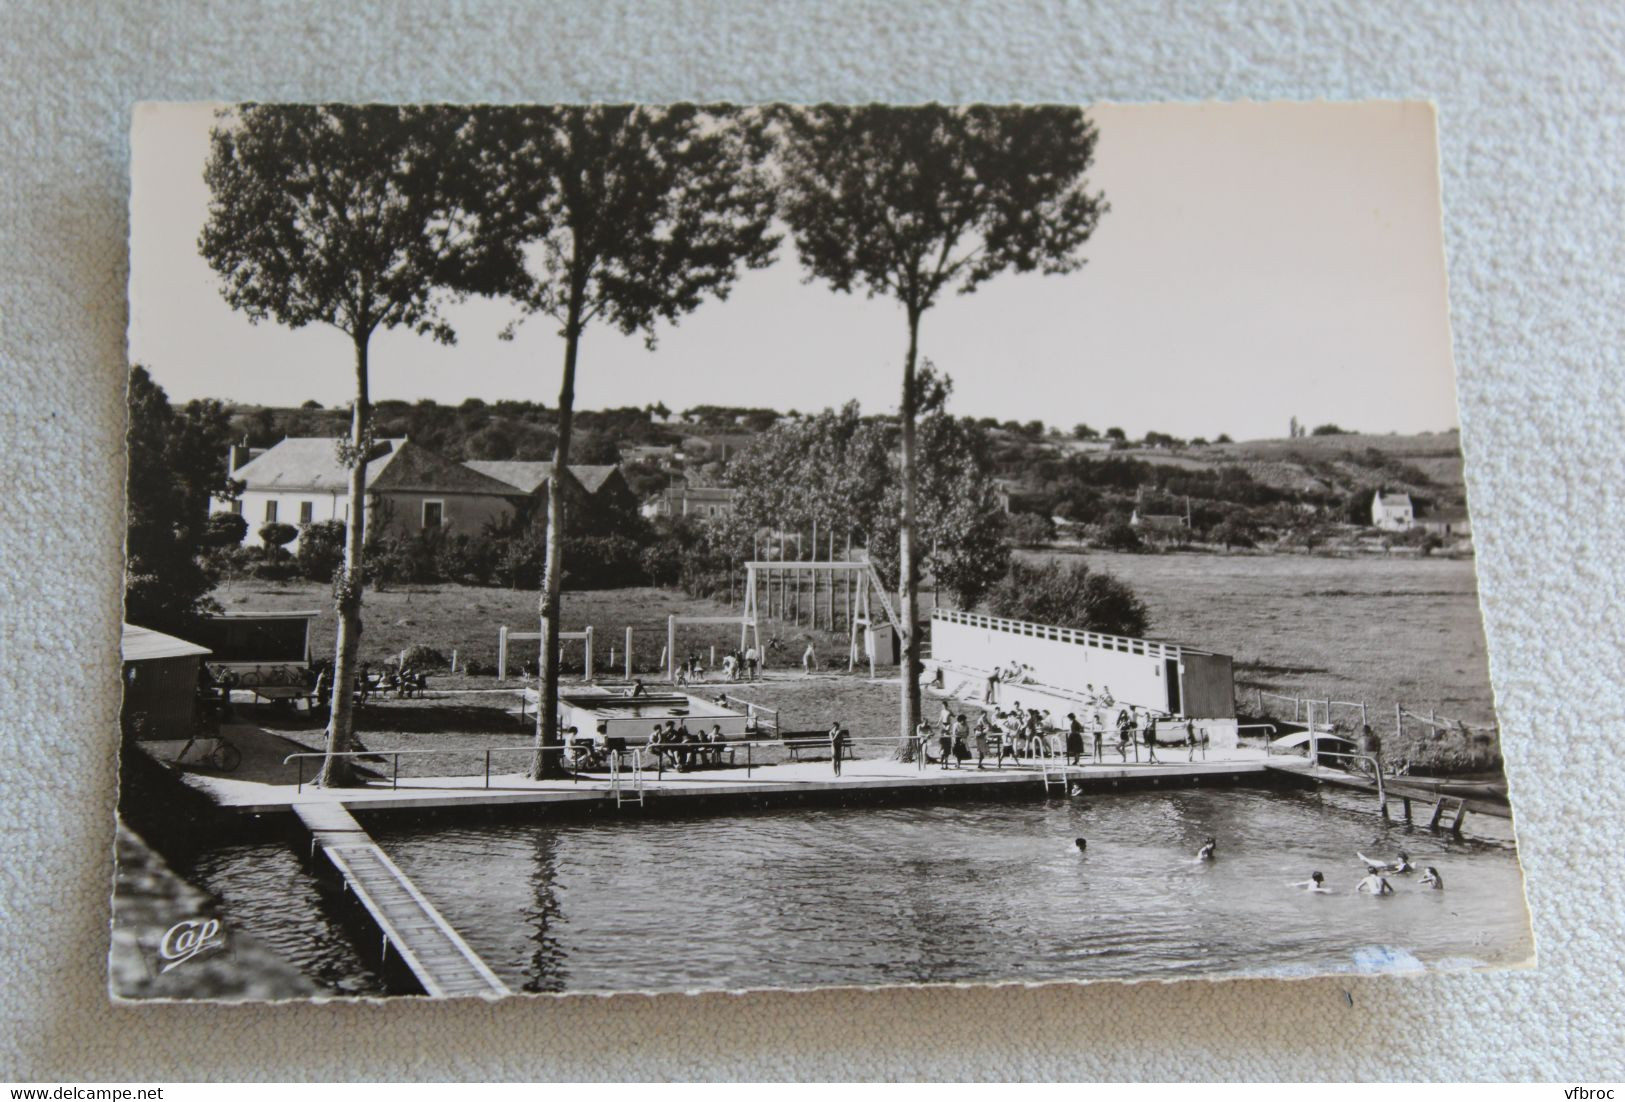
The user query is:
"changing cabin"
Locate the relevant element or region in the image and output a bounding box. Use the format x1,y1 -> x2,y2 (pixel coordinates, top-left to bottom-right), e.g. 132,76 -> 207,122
926,608 -> 1239,748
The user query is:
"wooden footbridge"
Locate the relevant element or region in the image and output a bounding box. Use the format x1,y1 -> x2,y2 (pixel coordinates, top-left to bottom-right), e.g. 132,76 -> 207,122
293,803 -> 509,999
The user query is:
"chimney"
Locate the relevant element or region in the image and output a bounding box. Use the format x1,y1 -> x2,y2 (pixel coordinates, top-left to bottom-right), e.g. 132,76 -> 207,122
228,439 -> 252,474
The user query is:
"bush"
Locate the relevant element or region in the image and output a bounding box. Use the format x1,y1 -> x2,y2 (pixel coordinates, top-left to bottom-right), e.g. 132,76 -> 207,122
204,511 -> 249,547
296,519 -> 346,582
437,532 -> 497,585
562,535 -> 646,590
258,521 -> 298,559
249,558 -> 300,581
1310,423 -> 1349,436
1090,520 -> 1143,552
1004,512 -> 1055,546
638,541 -> 685,586
400,643 -> 447,669
983,558 -> 1149,637
1208,517 -> 1256,550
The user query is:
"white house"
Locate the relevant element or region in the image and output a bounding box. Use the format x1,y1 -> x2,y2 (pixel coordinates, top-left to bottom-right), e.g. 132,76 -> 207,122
218,437 -> 523,549
1370,490 -> 1415,531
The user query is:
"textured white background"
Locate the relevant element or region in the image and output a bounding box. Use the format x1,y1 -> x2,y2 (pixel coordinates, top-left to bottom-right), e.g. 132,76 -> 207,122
2,0 -> 1621,1082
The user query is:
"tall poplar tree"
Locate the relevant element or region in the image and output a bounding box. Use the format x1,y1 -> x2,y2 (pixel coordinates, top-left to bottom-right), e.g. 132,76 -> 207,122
778,105 -> 1107,753
466,106 -> 777,778
200,105 -> 476,787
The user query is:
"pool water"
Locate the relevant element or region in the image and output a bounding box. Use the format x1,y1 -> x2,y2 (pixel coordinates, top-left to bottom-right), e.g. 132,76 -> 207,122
183,786 -> 1532,996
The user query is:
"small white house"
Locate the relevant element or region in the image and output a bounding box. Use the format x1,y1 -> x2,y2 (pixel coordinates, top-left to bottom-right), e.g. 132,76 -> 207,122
1371,490 -> 1414,531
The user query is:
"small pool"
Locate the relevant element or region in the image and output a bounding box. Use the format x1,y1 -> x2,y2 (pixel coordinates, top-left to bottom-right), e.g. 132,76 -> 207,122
559,691 -> 749,742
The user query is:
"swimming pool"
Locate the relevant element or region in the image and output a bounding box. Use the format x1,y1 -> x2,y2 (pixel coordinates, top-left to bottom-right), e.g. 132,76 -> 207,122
181,785 -> 1532,996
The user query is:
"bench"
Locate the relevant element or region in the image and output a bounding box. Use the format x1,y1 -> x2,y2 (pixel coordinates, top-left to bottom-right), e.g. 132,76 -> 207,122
781,733 -> 850,762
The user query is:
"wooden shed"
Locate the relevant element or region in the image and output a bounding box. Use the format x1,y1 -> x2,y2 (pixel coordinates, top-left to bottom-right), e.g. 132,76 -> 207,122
120,623 -> 211,740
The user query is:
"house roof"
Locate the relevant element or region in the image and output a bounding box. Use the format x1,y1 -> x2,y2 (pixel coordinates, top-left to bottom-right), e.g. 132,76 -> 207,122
463,460 -> 609,496
234,438 -> 517,497
1373,491 -> 1413,508
571,465 -> 622,494
122,623 -> 211,662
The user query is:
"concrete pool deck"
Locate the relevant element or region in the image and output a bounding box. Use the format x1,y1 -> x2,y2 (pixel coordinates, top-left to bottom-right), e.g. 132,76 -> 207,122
145,732 -> 1302,816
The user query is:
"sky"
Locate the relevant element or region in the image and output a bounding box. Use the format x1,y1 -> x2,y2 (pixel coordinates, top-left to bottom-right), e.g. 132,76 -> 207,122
128,101 -> 1459,441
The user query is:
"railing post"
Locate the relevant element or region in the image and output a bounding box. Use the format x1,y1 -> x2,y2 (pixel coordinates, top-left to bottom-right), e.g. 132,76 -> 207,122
485,749 -> 491,790
393,753 -> 399,790
585,626 -> 594,681
296,756 -> 304,794
625,626 -> 633,680
498,625 -> 508,682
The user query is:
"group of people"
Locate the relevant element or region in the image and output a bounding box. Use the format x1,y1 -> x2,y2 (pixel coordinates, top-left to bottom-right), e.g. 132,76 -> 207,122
917,697 -> 1205,770
1072,835 -> 1446,895
642,720 -> 732,771
679,645 -> 764,686
1344,849 -> 1445,894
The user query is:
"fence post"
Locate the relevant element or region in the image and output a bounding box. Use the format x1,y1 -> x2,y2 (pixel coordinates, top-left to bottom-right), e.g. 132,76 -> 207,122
667,615 -> 677,683
1395,701 -> 1403,743
1360,701 -> 1368,728
584,626 -> 594,681
498,625 -> 508,682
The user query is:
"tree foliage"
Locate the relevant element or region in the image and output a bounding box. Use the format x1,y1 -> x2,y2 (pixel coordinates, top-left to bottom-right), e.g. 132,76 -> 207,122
777,104 -> 1106,746
124,366 -> 240,637
459,106 -> 779,778
984,557 -> 1149,637
200,104 -> 481,788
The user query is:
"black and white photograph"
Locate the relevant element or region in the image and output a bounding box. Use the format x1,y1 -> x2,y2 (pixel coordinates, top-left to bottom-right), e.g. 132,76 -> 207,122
112,100 -> 1534,1002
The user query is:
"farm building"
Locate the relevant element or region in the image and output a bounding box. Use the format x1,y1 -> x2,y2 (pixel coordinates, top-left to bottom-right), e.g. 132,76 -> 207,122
642,484 -> 739,520
120,622 -> 210,740
925,608 -> 1239,748
464,460 -> 639,530
218,437 -> 524,549
1371,490 -> 1414,531
1415,510 -> 1472,540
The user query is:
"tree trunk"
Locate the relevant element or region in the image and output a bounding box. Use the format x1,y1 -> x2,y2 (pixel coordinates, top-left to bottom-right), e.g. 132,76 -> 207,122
317,332 -> 372,788
896,306 -> 922,761
530,304 -> 581,781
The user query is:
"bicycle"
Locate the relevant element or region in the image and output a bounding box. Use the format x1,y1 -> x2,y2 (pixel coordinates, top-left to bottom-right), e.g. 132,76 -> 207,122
174,707 -> 243,772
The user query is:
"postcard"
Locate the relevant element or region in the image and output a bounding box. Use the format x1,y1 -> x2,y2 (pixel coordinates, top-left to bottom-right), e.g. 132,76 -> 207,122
113,100 -> 1531,1001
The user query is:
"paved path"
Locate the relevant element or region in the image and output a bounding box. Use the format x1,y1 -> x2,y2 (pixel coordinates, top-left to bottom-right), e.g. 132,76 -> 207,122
150,734 -> 1288,815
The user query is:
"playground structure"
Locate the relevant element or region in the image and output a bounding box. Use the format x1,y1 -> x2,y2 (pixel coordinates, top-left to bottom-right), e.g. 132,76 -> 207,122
740,559 -> 906,678
491,557 -> 910,687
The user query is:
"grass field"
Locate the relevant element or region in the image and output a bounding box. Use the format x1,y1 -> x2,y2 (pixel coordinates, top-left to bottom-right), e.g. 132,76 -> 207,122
1021,548 -> 1499,766
217,546 -> 1501,772
211,578 -> 861,680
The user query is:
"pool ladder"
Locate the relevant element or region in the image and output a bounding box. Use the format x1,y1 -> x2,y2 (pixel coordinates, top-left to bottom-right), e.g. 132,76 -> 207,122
608,750 -> 645,809
1040,757 -> 1073,796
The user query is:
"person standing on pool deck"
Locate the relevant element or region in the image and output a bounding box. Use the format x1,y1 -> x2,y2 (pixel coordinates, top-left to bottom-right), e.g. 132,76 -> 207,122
1065,713 -> 1085,765
1116,710 -> 1133,762
973,716 -> 990,769
744,645 -> 758,681
915,718 -> 935,764
1143,713 -> 1161,764
829,722 -> 847,776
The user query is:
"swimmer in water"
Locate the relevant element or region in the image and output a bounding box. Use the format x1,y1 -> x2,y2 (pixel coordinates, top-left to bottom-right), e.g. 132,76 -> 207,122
1356,850 -> 1414,875
1075,838 -> 1087,853
1356,865 -> 1394,895
1197,836 -> 1216,861
1419,866 -> 1444,889
1292,871 -> 1330,892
